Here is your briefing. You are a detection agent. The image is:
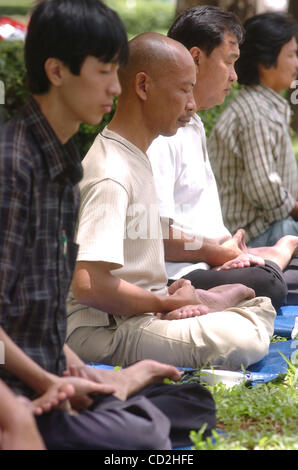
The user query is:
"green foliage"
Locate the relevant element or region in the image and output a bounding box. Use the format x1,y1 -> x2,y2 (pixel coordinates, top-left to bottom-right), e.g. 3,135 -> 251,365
0,0 -> 33,16
0,40 -> 30,121
190,355 -> 298,451
106,0 -> 175,36
0,0 -> 175,157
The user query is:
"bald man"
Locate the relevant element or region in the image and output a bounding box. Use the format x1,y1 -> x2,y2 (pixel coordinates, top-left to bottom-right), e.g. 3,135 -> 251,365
66,33 -> 276,371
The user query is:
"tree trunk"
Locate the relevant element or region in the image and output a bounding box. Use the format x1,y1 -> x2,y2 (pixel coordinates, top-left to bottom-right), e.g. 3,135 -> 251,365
175,0 -> 257,23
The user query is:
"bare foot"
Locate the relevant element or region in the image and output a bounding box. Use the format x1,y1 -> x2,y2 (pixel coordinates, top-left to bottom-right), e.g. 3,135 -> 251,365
115,360 -> 183,399
64,360 -> 183,401
31,383 -> 75,415
221,229 -> 247,253
233,228 -> 248,252
195,284 -> 255,312
156,304 -> 209,320
215,253 -> 265,271
249,235 -> 298,270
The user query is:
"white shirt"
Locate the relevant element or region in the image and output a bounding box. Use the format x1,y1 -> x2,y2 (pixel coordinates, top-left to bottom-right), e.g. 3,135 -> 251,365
148,113 -> 230,280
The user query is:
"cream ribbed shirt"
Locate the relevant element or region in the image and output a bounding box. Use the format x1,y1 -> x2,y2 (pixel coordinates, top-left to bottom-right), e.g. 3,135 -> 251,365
67,128 -> 168,338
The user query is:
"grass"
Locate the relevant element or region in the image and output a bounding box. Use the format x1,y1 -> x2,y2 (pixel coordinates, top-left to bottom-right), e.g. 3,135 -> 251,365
189,342 -> 298,451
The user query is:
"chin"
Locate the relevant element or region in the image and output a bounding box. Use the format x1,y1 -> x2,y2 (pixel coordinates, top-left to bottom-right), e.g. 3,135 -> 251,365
85,115 -> 105,126
161,127 -> 180,137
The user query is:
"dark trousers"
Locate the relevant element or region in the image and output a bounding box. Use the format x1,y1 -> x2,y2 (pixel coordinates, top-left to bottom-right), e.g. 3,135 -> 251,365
35,382 -> 215,450
179,261 -> 287,309
283,257 -> 298,304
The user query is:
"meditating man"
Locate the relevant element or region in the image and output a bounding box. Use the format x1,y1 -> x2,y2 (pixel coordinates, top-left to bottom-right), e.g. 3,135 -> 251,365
67,32 -> 276,373
147,6 -> 298,309
209,12 -> 298,247
0,0 -> 216,450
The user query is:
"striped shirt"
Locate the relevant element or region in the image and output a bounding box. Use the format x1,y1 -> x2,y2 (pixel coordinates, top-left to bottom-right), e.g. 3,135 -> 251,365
208,85 -> 298,242
0,98 -> 83,397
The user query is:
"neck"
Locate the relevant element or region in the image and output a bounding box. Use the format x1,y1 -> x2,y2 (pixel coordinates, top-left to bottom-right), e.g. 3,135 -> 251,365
108,102 -> 155,154
259,79 -> 283,95
33,93 -> 80,144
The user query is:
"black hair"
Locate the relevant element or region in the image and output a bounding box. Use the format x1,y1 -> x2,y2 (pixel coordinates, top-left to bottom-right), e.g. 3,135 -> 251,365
25,0 -> 128,94
168,5 -> 244,55
236,12 -> 298,86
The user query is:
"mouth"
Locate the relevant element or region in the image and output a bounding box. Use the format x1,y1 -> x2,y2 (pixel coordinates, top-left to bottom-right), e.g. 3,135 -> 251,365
178,116 -> 192,125
102,104 -> 113,113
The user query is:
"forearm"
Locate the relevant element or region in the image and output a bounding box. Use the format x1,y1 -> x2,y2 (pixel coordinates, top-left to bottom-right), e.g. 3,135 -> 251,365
0,327 -> 53,395
72,262 -> 193,316
164,227 -> 240,266
63,344 -> 85,367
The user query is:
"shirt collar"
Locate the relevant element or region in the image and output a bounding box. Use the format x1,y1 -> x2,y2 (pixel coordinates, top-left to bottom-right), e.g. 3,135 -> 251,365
102,126 -> 151,167
22,97 -> 83,185
248,84 -> 291,124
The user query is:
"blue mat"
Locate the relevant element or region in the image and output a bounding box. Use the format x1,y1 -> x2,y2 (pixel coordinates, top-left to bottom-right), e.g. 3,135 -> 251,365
275,305 -> 298,339
85,339 -> 298,386
245,339 -> 297,385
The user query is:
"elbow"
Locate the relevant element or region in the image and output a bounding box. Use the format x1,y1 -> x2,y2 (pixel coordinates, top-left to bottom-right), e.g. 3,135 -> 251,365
72,280 -> 92,307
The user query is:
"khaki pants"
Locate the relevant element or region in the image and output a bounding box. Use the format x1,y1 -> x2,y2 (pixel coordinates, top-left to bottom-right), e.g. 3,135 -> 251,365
67,296 -> 276,370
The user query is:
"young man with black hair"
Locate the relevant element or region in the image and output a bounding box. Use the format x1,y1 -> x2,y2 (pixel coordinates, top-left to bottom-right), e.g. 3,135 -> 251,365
148,6 -> 298,308
0,0 -> 216,450
209,12 -> 298,247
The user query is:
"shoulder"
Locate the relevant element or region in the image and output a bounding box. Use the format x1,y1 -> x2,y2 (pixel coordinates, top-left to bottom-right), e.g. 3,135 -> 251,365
0,115 -> 34,190
80,132 -> 135,195
213,87 -> 267,138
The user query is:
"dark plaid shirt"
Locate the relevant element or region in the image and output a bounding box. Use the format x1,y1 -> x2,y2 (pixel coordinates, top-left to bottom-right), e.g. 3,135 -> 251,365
0,98 -> 83,397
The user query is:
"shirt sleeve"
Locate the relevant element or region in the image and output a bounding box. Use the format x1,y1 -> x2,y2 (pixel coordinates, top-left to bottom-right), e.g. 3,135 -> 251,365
147,136 -> 177,221
239,118 -> 295,222
76,178 -> 129,267
0,143 -> 30,324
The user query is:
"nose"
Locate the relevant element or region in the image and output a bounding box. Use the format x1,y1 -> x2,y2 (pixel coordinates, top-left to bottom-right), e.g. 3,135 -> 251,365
230,67 -> 238,83
186,91 -> 196,113
109,72 -> 122,97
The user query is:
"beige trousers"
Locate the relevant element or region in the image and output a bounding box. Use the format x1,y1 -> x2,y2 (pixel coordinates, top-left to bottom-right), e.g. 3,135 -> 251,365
67,296 -> 276,370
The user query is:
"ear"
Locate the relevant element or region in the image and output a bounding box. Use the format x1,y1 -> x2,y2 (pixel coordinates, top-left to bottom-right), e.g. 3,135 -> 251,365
44,58 -> 65,87
135,71 -> 151,101
189,46 -> 203,71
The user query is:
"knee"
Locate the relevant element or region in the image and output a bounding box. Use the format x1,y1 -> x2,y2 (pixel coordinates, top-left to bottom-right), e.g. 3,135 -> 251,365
252,265 -> 287,309
209,298 -> 275,369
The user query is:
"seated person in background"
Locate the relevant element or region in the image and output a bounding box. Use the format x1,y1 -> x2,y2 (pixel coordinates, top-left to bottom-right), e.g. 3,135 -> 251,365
67,32 -> 276,373
208,12 -> 298,247
148,6 -> 297,309
0,0 -> 216,450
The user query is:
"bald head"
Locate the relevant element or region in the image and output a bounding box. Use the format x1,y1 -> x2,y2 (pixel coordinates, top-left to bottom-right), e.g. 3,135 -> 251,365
110,32 -> 196,146
118,32 -> 195,94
